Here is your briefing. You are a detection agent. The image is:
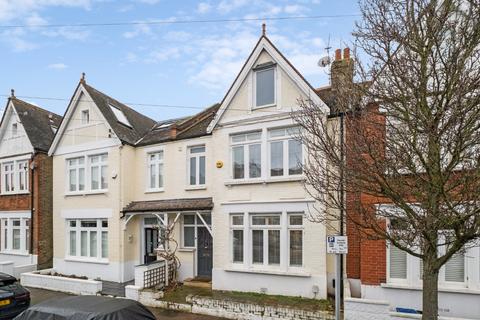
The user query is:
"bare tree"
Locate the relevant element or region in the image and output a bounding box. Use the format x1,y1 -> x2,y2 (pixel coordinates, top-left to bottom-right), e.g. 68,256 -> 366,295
157,221 -> 181,290
294,1 -> 480,319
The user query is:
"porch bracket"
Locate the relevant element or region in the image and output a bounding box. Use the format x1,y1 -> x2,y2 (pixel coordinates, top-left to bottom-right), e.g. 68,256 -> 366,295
123,214 -> 135,230
153,213 -> 167,228
195,211 -> 212,236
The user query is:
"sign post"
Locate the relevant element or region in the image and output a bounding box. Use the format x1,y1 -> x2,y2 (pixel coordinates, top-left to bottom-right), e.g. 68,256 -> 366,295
327,235 -> 348,320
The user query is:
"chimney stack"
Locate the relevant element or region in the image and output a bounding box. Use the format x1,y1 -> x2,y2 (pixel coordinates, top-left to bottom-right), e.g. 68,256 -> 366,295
330,47 -> 354,113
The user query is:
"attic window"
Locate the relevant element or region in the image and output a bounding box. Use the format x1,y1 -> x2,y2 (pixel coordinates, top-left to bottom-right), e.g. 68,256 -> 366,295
254,65 -> 276,108
81,110 -> 89,125
109,104 -> 132,127
12,123 -> 18,136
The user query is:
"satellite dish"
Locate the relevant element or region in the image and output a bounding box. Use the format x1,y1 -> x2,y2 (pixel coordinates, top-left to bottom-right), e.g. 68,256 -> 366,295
318,56 -> 331,68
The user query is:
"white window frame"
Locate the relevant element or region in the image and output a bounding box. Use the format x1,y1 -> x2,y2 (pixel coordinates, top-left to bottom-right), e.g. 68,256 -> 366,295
229,211 -> 306,272
0,217 -> 30,254
230,131 -> 262,181
268,127 -> 303,178
230,214 -> 245,264
187,145 -> 206,187
66,153 -> 108,195
253,66 -> 276,109
146,150 -> 164,192
1,159 -> 29,195
66,219 -> 108,262
181,212 -> 211,249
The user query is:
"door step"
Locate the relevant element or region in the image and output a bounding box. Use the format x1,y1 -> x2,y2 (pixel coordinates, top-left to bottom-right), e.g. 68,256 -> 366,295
183,277 -> 212,289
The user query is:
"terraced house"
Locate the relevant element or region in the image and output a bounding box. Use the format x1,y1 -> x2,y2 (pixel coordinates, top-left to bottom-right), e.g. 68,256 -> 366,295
0,92 -> 61,277
47,31 -> 336,299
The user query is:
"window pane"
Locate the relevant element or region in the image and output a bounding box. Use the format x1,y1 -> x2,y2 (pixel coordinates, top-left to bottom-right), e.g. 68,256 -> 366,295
102,220 -> 108,228
233,146 -> 244,179
290,230 -> 303,266
150,164 -> 156,188
101,166 -> 108,189
70,231 -> 76,255
90,231 -> 97,257
288,139 -> 303,175
81,231 -> 88,256
289,215 -> 303,226
190,146 -> 205,153
249,144 -> 261,178
12,220 -> 20,227
247,132 -> 261,141
12,229 -> 20,250
199,156 -> 206,185
81,221 -> 97,228
232,215 -> 243,226
69,220 -> 76,227
158,164 -> 164,188
233,230 -> 243,263
252,230 -> 264,263
252,216 -> 265,225
270,141 -> 283,176
231,134 -> 246,143
445,252 -> 465,282
78,168 -> 85,191
269,128 -> 285,138
389,245 -> 407,279
268,230 -> 280,265
69,169 -> 76,191
184,227 -> 195,247
102,231 -> 108,258
25,219 -> 30,252
200,214 -> 211,225
91,166 -> 99,190
183,214 -> 195,225
256,68 -> 275,106
190,157 -> 196,185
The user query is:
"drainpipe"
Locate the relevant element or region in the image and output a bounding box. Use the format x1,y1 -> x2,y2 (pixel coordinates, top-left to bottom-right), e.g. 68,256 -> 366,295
29,154 -> 36,260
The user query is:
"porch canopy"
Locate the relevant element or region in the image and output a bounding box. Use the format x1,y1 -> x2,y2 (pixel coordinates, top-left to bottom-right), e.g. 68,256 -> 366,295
121,197 -> 213,235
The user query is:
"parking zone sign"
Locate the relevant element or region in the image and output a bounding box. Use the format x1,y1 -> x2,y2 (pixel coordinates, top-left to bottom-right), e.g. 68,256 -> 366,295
327,236 -> 348,254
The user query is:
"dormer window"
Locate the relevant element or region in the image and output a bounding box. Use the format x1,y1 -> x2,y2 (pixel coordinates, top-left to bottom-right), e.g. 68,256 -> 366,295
81,110 -> 89,125
254,63 -> 276,108
11,123 -> 17,136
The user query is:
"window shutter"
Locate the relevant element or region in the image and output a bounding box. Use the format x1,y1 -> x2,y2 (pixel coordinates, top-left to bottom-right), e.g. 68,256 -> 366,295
390,244 -> 407,279
445,252 -> 465,282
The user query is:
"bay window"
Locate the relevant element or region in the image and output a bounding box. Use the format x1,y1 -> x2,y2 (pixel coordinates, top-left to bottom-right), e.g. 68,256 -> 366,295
66,153 -> 108,193
231,132 -> 262,179
268,127 -> 303,177
67,219 -> 108,260
188,146 -> 206,186
1,159 -> 28,194
0,218 -> 30,253
148,151 -> 164,190
230,211 -> 305,270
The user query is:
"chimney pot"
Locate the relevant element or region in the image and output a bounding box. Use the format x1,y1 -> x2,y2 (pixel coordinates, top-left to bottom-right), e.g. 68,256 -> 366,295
343,48 -> 350,60
335,49 -> 341,61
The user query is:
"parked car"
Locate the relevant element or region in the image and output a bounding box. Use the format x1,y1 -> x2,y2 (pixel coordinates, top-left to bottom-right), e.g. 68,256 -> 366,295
14,295 -> 155,320
0,273 -> 30,319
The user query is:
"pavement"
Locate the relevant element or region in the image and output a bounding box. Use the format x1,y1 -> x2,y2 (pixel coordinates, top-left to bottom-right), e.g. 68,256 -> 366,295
27,287 -> 224,320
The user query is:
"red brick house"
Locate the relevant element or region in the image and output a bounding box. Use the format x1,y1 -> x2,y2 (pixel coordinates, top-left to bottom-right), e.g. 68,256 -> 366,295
0,92 -> 61,277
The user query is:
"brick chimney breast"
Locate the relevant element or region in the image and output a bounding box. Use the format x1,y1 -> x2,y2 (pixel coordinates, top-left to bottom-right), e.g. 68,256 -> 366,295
335,49 -> 342,61
330,47 -> 354,114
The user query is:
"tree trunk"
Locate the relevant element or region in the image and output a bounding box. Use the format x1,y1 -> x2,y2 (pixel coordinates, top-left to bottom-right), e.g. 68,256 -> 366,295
422,255 -> 439,320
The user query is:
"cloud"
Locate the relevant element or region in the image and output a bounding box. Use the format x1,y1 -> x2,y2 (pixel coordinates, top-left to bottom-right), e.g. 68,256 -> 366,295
48,62 -> 68,69
146,47 -> 181,63
123,22 -> 152,39
197,2 -> 211,14
0,27 -> 37,52
283,4 -> 308,14
217,0 -> 249,14
41,26 -> 90,40
0,0 -> 92,23
134,0 -> 161,4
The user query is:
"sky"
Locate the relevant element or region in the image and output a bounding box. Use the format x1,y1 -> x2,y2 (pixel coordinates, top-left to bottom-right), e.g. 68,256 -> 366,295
0,0 -> 359,121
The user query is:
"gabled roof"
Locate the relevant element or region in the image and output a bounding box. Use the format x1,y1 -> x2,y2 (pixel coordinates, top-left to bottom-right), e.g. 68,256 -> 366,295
206,34 -> 329,133
5,97 -> 62,152
136,103 -> 220,146
82,83 -> 156,145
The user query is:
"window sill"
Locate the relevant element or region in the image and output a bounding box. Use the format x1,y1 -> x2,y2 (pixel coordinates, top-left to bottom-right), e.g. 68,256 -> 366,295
64,257 -> 109,265
185,185 -> 207,191
178,248 -> 196,252
0,191 -> 30,196
252,103 -> 276,110
0,251 -> 30,257
382,282 -> 480,295
64,190 -> 108,197
145,188 -> 165,194
225,266 -> 311,277
225,176 -> 305,186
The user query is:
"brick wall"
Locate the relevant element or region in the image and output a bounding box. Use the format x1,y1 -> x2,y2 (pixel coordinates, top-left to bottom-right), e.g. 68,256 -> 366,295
33,152 -> 53,269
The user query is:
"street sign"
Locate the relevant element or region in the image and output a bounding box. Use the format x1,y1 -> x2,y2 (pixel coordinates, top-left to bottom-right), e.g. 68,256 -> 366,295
327,235 -> 348,254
